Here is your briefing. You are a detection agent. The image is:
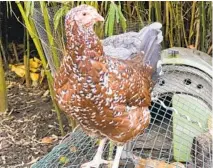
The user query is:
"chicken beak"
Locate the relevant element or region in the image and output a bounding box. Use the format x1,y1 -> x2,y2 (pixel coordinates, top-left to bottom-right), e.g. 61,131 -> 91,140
93,12 -> 104,22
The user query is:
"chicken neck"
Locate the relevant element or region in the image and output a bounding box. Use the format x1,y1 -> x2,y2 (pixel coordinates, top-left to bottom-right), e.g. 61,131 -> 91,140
65,22 -> 104,63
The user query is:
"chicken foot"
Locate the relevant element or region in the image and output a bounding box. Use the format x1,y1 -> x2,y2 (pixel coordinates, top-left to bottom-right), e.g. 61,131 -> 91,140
81,138 -> 112,168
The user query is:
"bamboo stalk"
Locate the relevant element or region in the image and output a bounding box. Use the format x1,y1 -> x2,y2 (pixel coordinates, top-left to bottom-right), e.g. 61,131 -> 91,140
176,2 -> 181,47
148,1 -> 152,23
195,19 -> 200,49
0,51 -> 7,113
169,3 -> 174,47
16,1 -> 65,136
0,38 -> 7,67
12,42 -> 19,62
180,3 -> 188,47
135,2 -> 144,28
154,2 -> 161,22
24,30 -> 31,87
40,2 -> 60,69
200,1 -> 206,51
207,45 -> 212,55
126,1 -> 132,21
165,1 -> 170,41
188,1 -> 196,45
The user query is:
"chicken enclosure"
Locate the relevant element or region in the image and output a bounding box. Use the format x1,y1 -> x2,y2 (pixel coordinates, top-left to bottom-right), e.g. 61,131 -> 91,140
31,6 -> 212,168
32,48 -> 212,168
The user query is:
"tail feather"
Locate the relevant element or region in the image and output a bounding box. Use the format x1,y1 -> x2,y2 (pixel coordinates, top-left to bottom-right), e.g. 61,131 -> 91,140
139,22 -> 163,69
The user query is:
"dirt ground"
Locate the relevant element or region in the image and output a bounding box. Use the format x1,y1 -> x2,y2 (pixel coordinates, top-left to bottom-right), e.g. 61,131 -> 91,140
0,71 -> 70,168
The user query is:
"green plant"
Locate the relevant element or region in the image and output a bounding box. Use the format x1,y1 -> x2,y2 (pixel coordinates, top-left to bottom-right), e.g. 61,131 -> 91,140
0,49 -> 7,113
16,1 -> 65,136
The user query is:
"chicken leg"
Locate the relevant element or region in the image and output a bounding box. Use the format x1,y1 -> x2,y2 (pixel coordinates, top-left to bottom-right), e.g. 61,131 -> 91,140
112,145 -> 124,168
121,142 -> 134,160
81,138 -> 111,168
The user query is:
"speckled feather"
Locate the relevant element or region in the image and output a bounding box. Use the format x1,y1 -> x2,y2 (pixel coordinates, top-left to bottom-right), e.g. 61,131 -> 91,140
54,5 -> 161,144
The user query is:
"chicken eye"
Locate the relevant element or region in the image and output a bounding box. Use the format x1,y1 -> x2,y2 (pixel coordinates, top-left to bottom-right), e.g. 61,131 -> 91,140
83,12 -> 87,16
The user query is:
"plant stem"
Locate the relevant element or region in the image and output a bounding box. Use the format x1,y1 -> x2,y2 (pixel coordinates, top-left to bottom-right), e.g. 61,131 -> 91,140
200,1 -> 206,51
12,42 -> 19,62
0,51 -> 7,113
195,19 -> 200,49
135,1 -> 144,28
154,2 -> 161,22
181,3 -> 188,47
0,38 -> 7,67
148,1 -> 152,23
188,1 -> 196,45
169,3 -> 174,47
40,2 -> 60,70
165,1 -> 169,41
24,30 -> 31,87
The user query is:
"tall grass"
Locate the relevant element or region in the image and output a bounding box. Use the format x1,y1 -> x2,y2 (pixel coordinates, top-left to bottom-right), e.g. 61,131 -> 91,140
53,1 -> 212,53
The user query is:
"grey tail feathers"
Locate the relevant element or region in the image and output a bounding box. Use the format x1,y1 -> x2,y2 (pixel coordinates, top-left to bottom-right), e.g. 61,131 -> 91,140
139,22 -> 163,71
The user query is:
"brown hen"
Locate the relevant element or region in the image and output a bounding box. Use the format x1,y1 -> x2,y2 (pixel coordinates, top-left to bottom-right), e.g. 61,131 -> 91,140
54,5 -> 162,168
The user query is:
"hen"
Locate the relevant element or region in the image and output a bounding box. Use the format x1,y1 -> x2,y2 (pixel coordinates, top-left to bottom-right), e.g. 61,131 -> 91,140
54,5 -> 163,168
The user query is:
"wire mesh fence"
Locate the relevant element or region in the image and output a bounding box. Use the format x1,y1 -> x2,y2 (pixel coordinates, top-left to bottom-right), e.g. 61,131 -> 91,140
31,62 -> 212,167
28,6 -> 212,168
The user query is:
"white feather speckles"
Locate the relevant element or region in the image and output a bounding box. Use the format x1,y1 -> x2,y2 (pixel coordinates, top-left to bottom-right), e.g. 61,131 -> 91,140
105,98 -> 112,106
85,93 -> 92,99
143,108 -> 150,122
106,88 -> 113,95
103,73 -> 109,87
114,111 -> 122,117
61,90 -> 67,95
91,88 -> 97,94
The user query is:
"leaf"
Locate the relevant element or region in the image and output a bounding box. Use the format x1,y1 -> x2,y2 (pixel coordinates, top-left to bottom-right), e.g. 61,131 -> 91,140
33,57 -> 42,64
70,146 -> 77,153
24,2 -> 31,17
30,67 -> 39,73
118,3 -> 127,32
107,2 -> 116,36
54,5 -> 69,30
114,4 -> 120,23
29,58 -> 41,69
41,136 -> 54,144
135,158 -> 185,168
59,156 -> 69,164
39,69 -> 45,84
104,2 -> 126,36
10,64 -> 25,77
104,15 -> 109,35
30,72 -> 39,82
24,2 -> 33,17
104,1 -> 108,12
30,1 -> 34,16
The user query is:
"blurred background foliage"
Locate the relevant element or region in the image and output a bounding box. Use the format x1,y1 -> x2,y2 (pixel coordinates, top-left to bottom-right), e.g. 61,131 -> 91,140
0,1 -> 212,134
